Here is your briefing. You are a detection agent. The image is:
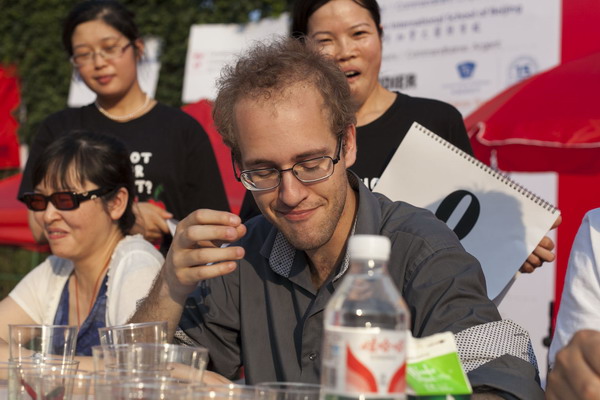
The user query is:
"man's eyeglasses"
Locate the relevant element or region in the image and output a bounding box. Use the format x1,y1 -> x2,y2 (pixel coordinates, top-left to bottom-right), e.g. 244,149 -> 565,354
22,187 -> 114,211
70,42 -> 133,67
234,136 -> 343,192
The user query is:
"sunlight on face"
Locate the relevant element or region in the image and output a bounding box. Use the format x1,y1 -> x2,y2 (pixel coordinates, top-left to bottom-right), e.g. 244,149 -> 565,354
33,168 -> 119,264
308,0 -> 383,108
235,83 -> 355,251
71,19 -> 139,99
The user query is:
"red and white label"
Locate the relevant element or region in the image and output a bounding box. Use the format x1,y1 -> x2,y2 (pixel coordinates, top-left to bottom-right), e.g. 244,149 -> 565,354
321,326 -> 407,398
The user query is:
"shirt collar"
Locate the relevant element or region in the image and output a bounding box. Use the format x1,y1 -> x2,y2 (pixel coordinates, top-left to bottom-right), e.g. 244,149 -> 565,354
268,231 -> 296,278
267,172 -> 360,282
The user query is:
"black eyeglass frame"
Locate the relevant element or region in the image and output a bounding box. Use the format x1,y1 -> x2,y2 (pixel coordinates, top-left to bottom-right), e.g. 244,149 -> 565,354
69,42 -> 133,67
232,136 -> 344,192
22,187 -> 115,211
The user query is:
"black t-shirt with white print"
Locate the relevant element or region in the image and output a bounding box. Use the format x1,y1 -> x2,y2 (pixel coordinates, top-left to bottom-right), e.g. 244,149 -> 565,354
19,102 -> 230,221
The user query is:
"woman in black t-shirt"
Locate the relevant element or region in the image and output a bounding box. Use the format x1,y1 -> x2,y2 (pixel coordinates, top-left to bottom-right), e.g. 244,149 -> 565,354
245,0 -> 557,273
19,1 -> 229,249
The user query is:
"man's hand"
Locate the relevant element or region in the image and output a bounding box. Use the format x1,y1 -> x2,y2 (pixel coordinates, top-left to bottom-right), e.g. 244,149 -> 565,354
520,214 -> 562,273
547,330 -> 600,399
129,209 -> 247,339
131,201 -> 174,242
163,209 -> 247,303
202,370 -> 233,385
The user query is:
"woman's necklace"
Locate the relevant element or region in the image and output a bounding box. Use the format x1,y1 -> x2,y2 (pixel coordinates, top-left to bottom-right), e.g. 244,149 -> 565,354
73,256 -> 111,327
95,93 -> 151,121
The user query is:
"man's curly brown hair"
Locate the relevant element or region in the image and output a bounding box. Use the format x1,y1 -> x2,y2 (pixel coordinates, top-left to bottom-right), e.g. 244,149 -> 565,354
213,37 -> 357,163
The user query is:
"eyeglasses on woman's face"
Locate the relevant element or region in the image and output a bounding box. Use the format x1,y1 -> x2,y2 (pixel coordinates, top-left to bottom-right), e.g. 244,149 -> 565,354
70,41 -> 133,67
234,136 -> 343,192
22,187 -> 113,211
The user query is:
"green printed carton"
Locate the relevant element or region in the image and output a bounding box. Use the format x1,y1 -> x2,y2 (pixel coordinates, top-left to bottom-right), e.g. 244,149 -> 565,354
406,332 -> 472,400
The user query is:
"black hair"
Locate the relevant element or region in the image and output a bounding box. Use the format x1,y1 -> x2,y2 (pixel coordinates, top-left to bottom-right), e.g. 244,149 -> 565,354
62,0 -> 140,56
32,130 -> 136,235
291,0 -> 383,40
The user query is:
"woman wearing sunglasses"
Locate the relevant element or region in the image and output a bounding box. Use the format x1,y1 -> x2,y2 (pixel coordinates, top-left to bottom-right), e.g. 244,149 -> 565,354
18,0 -> 229,251
0,131 -> 163,355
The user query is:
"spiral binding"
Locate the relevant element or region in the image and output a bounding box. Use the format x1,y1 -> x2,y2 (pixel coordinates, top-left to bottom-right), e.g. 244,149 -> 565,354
413,123 -> 559,214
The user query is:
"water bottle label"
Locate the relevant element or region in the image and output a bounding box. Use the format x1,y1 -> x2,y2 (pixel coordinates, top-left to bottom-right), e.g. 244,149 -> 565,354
321,326 -> 406,399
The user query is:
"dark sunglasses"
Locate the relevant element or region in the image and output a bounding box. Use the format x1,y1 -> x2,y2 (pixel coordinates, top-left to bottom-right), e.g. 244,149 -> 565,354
22,187 -> 114,211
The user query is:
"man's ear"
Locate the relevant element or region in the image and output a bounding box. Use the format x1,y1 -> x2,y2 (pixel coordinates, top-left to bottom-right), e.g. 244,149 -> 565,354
233,155 -> 244,177
342,124 -> 357,168
108,187 -> 128,221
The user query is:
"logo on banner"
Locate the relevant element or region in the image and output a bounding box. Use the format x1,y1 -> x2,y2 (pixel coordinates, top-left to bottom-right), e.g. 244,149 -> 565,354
457,62 -> 476,79
508,56 -> 538,84
441,59 -> 490,100
380,74 -> 417,90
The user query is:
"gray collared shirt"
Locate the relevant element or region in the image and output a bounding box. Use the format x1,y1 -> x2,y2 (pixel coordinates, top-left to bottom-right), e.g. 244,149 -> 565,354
176,173 -> 543,399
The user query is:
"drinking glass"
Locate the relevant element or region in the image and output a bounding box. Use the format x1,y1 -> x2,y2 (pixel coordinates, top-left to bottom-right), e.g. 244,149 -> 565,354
0,362 -> 11,400
9,324 -> 78,362
130,343 -> 209,382
92,343 -> 209,382
255,382 -> 321,400
94,375 -> 191,400
189,383 -> 258,399
92,344 -> 140,374
9,359 -> 79,400
98,321 -> 168,345
42,371 -> 94,400
92,343 -> 173,378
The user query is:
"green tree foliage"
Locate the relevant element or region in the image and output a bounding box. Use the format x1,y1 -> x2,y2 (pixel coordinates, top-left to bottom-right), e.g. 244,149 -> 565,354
0,0 -> 290,298
0,0 -> 291,146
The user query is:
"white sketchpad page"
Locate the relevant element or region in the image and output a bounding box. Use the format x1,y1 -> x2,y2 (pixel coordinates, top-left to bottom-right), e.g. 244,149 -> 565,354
374,122 -> 560,299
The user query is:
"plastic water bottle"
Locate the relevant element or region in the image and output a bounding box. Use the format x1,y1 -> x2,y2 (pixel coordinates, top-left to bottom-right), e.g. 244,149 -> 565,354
321,234 -> 410,399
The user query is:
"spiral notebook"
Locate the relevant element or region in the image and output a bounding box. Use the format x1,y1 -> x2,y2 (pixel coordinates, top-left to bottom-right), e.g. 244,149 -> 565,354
374,122 -> 560,300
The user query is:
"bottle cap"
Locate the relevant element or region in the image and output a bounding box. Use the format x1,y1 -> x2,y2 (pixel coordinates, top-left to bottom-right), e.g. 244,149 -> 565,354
348,234 -> 391,261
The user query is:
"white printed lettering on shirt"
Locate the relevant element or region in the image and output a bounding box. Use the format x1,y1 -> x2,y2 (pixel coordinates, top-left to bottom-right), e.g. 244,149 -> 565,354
135,179 -> 153,195
134,164 -> 144,178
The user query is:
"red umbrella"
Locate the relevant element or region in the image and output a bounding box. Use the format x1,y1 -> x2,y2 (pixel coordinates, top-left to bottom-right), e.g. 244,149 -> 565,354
464,52 -> 600,327
465,51 -> 600,174
0,65 -> 21,169
0,173 -> 48,251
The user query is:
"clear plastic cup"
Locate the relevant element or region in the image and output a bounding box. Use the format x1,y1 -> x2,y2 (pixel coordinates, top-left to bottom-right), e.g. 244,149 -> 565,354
93,375 -> 191,400
255,382 -> 321,400
0,362 -> 13,400
42,371 -> 94,400
189,383 -> 258,399
92,343 -> 208,382
9,359 -> 79,400
92,344 -> 133,372
9,324 -> 78,362
130,343 -> 208,382
98,321 -> 168,345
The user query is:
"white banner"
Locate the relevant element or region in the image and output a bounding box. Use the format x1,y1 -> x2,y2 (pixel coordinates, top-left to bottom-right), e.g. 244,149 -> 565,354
182,14 -> 289,103
378,1 -> 562,384
379,0 -> 561,116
